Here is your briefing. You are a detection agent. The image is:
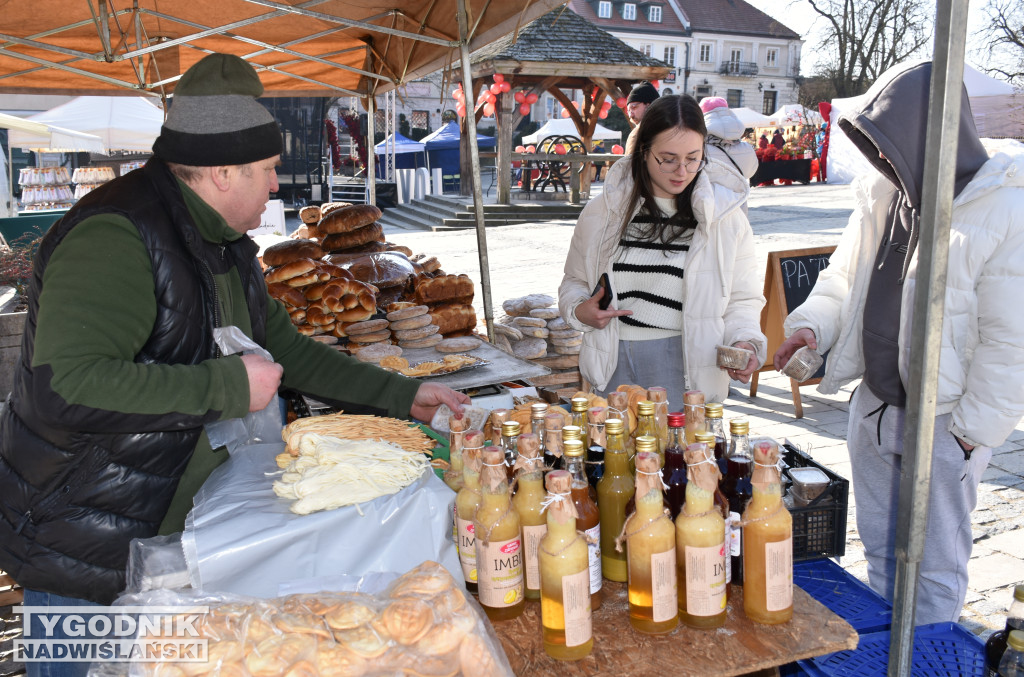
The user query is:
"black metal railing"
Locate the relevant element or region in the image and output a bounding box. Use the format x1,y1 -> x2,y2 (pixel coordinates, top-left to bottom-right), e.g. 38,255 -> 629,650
719,61 -> 759,77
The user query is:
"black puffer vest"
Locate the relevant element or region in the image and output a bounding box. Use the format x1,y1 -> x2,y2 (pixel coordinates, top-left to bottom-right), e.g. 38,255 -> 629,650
0,159 -> 267,603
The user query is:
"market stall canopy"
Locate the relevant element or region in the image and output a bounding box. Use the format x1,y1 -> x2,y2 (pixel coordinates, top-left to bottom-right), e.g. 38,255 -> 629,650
1,112 -> 106,153
24,96 -> 164,152
0,0 -> 567,97
522,118 -> 621,145
731,106 -> 775,129
768,104 -> 824,127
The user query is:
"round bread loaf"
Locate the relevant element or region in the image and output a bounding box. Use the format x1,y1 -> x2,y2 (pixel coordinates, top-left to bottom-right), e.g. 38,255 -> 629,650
436,337 -> 482,353
321,223 -> 384,252
511,316 -> 546,328
264,258 -> 317,284
393,324 -> 439,341
494,323 -> 523,341
346,318 -> 390,335
547,317 -> 570,331
399,333 -> 443,349
348,329 -> 392,343
354,343 -> 402,363
553,343 -> 582,355
512,337 -> 547,360
319,204 -> 382,234
387,304 -> 429,321
550,334 -> 583,347
528,307 -> 560,320
299,205 -> 322,224
548,327 -> 582,339
390,313 -> 433,331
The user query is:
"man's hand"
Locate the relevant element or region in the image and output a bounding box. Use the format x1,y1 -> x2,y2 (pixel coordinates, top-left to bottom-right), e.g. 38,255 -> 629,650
573,288 -> 633,329
726,341 -> 759,384
241,353 -> 284,412
773,328 -> 817,372
409,382 -> 471,423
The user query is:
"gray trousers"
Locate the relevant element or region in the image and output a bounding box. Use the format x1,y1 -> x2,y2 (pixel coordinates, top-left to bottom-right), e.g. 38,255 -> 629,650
598,337 -> 687,411
848,386 -> 991,625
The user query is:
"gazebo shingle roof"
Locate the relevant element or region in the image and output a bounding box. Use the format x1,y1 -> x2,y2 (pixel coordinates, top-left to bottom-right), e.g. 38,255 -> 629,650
471,7 -> 669,68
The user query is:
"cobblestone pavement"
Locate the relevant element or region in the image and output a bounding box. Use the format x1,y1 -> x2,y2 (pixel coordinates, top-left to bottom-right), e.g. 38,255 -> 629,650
385,181 -> 1024,638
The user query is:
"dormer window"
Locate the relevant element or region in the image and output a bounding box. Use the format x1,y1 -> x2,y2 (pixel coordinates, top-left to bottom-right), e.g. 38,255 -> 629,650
622,3 -> 636,20
649,6 -> 662,22
597,0 -> 611,18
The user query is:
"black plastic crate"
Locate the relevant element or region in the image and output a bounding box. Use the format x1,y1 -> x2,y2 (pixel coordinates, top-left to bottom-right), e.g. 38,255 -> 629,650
783,442 -> 849,561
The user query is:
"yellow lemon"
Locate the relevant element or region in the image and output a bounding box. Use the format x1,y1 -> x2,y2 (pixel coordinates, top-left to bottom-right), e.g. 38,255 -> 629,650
503,589 -> 518,605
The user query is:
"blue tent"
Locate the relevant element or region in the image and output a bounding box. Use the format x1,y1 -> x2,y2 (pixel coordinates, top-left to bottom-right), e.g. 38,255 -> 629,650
420,121 -> 496,176
374,132 -> 426,178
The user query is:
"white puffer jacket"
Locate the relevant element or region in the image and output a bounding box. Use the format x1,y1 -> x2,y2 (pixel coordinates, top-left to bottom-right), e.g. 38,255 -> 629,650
784,139 -> 1024,448
558,154 -> 767,403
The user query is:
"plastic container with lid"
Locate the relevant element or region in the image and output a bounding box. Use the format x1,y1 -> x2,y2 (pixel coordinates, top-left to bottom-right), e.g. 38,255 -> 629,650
782,346 -> 824,382
788,466 -> 830,502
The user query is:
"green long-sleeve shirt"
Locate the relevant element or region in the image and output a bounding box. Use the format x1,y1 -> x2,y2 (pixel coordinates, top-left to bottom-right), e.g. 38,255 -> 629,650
32,179 -> 421,532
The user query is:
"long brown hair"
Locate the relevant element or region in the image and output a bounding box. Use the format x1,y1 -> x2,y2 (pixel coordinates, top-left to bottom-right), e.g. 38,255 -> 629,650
622,94 -> 707,245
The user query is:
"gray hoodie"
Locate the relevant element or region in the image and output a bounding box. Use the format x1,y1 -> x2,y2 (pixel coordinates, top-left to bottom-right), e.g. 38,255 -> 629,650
838,60 -> 989,406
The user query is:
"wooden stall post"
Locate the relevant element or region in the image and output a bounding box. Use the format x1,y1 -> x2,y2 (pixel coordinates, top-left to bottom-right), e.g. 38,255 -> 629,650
750,246 -> 835,418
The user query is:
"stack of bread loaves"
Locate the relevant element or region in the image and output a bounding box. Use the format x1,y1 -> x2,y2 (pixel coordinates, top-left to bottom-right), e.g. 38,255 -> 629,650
495,293 -> 584,397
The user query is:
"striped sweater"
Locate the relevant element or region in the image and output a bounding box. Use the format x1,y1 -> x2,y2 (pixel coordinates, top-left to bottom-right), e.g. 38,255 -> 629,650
613,196 -> 695,340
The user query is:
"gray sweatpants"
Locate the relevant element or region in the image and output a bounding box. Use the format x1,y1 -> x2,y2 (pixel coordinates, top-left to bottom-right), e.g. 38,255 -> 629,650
848,386 -> 992,625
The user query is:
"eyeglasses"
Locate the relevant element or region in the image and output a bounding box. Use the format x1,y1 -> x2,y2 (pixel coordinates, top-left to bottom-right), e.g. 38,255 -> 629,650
648,148 -> 707,174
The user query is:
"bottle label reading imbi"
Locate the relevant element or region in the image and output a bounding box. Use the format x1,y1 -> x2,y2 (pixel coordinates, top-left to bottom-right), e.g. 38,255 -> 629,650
477,537 -> 524,608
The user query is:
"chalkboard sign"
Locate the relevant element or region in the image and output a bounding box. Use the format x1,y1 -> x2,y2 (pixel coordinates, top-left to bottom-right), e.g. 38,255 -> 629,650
750,246 -> 836,418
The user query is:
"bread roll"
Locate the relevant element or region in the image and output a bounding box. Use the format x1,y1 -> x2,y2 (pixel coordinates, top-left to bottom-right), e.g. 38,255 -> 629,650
319,204 -> 382,234
415,274 -> 474,305
264,258 -> 317,284
321,223 -> 384,253
428,303 -> 477,335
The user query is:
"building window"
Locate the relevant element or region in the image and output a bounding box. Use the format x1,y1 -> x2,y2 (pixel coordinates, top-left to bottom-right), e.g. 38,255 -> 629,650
649,6 -> 662,22
622,3 -> 636,20
762,90 -> 778,116
411,110 -> 429,131
597,1 -> 611,18
643,44 -> 653,57
699,44 -> 713,63
726,89 -> 742,108
663,46 -> 676,66
730,48 -> 743,64
766,48 -> 778,68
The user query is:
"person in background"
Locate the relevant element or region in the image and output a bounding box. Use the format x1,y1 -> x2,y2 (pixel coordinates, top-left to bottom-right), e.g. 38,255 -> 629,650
559,94 -> 766,408
771,128 -> 786,149
0,53 -> 468,677
774,60 -> 1024,625
623,81 -> 660,155
699,96 -> 757,184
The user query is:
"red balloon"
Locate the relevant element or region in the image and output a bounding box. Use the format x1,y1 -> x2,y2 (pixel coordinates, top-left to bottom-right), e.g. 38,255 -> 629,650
616,97 -> 627,108
599,110 -> 608,119
456,103 -> 466,117
493,73 -> 505,83
513,90 -> 526,103
499,81 -> 511,93
611,144 -> 624,154
519,103 -> 531,116
560,109 -> 571,118
515,145 -> 526,153
554,144 -> 567,155
483,102 -> 495,117
526,145 -> 536,153
490,83 -> 502,95
526,92 -> 538,104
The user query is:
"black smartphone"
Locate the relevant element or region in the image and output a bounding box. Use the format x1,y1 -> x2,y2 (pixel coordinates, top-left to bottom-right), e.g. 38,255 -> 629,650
592,272 -> 612,310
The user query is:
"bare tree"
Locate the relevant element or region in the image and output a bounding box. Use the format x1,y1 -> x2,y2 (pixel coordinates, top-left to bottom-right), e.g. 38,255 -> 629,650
980,0 -> 1024,86
806,0 -> 932,97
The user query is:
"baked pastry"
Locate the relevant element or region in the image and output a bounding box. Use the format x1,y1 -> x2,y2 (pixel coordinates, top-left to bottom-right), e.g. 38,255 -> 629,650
398,334 -> 443,349
353,343 -> 402,363
319,204 -> 382,234
264,258 -> 317,284
393,324 -> 439,342
415,274 -> 474,305
436,337 -> 482,353
321,223 -> 384,253
428,303 -> 477,335
389,314 -> 432,331
263,239 -> 324,267
386,304 -> 429,321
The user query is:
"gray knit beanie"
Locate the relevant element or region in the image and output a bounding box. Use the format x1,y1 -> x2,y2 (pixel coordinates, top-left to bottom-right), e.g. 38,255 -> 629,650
152,53 -> 282,166
627,81 -> 660,105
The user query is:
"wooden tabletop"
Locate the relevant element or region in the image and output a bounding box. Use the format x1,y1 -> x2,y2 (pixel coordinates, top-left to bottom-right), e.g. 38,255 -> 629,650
493,582 -> 858,676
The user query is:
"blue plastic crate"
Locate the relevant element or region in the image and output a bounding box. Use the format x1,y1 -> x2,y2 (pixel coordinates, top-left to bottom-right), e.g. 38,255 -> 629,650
794,559 -> 892,634
794,622 -> 986,677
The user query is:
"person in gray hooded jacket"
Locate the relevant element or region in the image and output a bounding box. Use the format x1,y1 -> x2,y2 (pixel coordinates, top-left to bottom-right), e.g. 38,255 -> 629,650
774,60 -> 1024,624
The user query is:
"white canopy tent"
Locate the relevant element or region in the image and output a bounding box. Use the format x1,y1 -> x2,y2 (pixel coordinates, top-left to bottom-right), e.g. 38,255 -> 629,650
12,96 -> 164,152
522,119 -> 621,145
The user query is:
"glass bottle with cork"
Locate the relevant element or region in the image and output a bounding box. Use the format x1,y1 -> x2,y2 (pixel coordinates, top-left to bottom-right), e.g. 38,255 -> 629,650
721,417 -> 753,586
662,412 -> 688,519
501,420 -> 522,480
569,397 -> 590,448
596,421 -> 635,583
987,584 -> 1024,676
563,438 -> 602,610
512,433 -> 546,601
538,469 -> 594,661
676,442 -> 727,628
622,445 -> 678,634
444,412 -> 468,492
704,402 -> 728,473
455,431 -> 486,595
742,438 -> 792,625
586,406 -> 607,490
647,386 -> 670,451
474,446 -> 525,620
634,400 -> 662,463
544,412 -> 566,471
683,390 -> 705,444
